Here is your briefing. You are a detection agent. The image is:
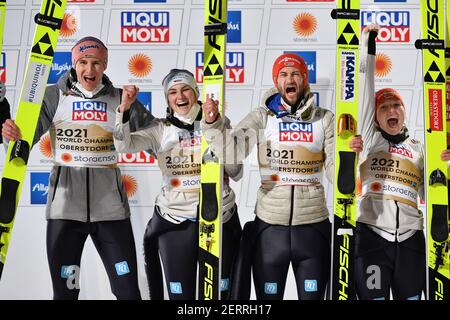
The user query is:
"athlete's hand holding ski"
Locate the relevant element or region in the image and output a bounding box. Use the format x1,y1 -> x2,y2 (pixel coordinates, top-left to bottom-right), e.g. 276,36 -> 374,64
2,119 -> 20,141
349,136 -> 363,153
202,98 -> 220,124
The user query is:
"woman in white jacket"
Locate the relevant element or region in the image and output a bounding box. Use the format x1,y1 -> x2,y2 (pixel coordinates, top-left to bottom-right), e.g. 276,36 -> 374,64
351,25 -> 450,300
113,69 -> 242,300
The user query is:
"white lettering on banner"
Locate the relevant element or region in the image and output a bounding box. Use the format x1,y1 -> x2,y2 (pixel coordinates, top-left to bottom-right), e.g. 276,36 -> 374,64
122,28 -> 169,42
32,183 -> 49,195
118,152 -> 154,164
122,12 -> 168,27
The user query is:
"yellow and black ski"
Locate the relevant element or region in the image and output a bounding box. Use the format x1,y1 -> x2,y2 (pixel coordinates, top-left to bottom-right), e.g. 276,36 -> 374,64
330,0 -> 360,300
198,0 -> 227,300
416,0 -> 449,300
0,0 -> 66,279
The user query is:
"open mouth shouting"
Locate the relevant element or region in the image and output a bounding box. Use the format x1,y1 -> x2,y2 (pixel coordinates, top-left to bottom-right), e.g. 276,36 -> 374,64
176,100 -> 190,112
83,75 -> 97,86
387,116 -> 399,129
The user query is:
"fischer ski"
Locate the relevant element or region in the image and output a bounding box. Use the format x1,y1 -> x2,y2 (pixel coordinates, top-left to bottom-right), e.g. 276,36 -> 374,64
330,0 -> 360,300
416,0 -> 449,300
0,0 -> 66,280
198,0 -> 227,300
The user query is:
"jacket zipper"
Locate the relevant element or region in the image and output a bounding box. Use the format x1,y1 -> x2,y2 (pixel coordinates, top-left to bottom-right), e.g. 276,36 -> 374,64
394,200 -> 399,242
116,169 -> 123,203
51,166 -> 62,202
289,186 -> 294,226
86,168 -> 90,223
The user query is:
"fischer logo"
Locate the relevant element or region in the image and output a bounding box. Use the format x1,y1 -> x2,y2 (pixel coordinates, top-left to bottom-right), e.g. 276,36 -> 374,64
338,233 -> 350,300
279,122 -> 313,142
427,0 -> 441,59
72,101 -> 108,122
389,144 -> 412,158
361,11 -> 410,43
118,151 -> 155,164
435,277 -> 444,300
204,262 -> 214,300
0,52 -> 5,83
429,89 -> 443,131
179,129 -> 202,148
340,51 -> 356,101
195,51 -> 244,83
121,11 -> 169,43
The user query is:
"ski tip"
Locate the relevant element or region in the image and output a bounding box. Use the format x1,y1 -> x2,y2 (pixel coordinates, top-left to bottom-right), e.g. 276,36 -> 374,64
330,9 -> 337,20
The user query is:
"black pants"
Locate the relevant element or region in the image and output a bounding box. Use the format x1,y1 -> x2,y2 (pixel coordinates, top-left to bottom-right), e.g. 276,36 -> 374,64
251,218 -> 331,300
355,223 -> 425,300
47,219 -> 141,300
144,206 -> 242,300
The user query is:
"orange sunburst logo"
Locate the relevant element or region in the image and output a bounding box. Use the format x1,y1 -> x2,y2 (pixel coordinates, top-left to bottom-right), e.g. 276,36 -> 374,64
375,53 -> 392,77
60,13 -> 78,37
128,54 -> 152,78
39,134 -> 52,158
371,182 -> 382,193
270,174 -> 280,182
293,13 -> 317,37
170,178 -> 181,188
122,174 -> 138,198
61,153 -> 73,163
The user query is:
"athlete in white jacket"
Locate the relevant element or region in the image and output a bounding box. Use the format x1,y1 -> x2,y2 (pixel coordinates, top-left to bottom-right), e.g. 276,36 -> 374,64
350,25 -> 450,300
113,69 -> 242,300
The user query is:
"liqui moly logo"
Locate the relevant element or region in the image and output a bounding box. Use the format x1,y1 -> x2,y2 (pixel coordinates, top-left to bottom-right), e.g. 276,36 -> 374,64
118,151 -> 155,164
195,51 -> 244,83
0,52 -> 5,83
72,101 -> 108,122
362,11 -> 410,43
389,144 -> 412,158
340,51 -> 356,102
121,11 -> 169,43
279,122 -> 313,142
179,129 -> 202,148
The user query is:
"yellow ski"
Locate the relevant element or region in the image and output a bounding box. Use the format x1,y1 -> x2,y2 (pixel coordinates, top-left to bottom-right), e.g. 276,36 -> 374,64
416,0 -> 449,300
198,0 -> 227,300
0,0 -> 67,279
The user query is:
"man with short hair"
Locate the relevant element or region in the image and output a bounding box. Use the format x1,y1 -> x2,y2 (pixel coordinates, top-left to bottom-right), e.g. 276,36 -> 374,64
2,36 -> 153,300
